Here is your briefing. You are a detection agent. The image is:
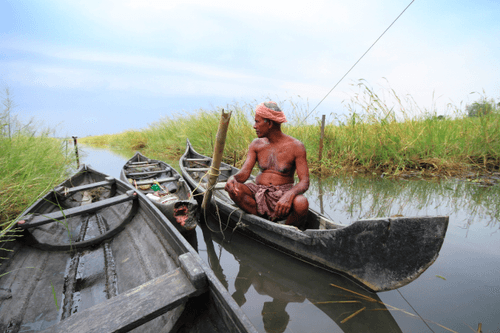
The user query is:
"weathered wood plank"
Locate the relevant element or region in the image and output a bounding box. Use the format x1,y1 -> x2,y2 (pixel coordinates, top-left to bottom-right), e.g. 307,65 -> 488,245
128,160 -> 152,165
213,182 -> 227,190
54,177 -> 115,195
128,162 -> 159,167
131,176 -> 179,186
18,190 -> 137,229
184,167 -> 232,172
185,158 -> 211,162
42,267 -> 207,333
179,252 -> 207,290
125,169 -> 170,177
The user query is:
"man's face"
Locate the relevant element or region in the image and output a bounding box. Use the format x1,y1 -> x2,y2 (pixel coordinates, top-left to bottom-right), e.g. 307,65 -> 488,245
253,115 -> 271,138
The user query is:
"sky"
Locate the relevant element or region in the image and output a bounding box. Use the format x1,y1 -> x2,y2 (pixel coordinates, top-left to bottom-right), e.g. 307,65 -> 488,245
1,0 -> 499,137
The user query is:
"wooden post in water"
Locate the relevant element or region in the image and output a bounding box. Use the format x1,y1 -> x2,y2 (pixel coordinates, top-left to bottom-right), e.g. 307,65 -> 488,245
72,136 -> 80,168
201,109 -> 232,211
318,115 -> 326,172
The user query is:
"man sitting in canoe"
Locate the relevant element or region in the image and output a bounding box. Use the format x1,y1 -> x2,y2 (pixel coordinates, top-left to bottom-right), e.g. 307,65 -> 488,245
224,101 -> 310,229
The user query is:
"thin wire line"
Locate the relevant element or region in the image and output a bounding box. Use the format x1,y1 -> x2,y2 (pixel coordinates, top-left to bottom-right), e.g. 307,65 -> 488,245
397,289 -> 436,333
301,0 -> 416,123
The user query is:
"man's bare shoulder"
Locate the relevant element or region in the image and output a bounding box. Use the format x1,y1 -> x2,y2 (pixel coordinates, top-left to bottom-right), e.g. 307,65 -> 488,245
285,135 -> 306,151
249,138 -> 269,149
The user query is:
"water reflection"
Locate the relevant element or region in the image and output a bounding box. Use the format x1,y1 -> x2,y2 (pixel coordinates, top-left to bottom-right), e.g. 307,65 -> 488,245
200,220 -> 403,333
309,175 -> 500,228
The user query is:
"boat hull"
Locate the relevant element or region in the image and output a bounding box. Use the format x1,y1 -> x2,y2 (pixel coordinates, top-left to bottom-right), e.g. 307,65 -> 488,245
0,165 -> 256,333
120,151 -> 198,234
179,138 -> 449,292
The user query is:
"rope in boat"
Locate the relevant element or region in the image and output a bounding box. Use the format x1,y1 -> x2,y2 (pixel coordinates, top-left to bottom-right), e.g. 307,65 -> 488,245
191,165 -> 234,236
189,165 -> 220,199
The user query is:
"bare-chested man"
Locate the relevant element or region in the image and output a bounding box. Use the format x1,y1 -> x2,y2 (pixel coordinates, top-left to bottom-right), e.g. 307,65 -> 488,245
224,102 -> 310,229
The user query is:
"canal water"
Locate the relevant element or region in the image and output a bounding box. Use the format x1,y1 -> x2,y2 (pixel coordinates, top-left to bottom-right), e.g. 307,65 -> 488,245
79,146 -> 500,333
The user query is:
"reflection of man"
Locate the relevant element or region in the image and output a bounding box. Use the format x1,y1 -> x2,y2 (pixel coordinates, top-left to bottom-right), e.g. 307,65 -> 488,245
225,102 -> 310,229
232,263 -> 305,333
262,300 -> 289,333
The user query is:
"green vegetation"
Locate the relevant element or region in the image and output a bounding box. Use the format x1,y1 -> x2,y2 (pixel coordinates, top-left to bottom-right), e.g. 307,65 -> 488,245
0,88 -> 76,228
81,83 -> 500,178
466,95 -> 499,117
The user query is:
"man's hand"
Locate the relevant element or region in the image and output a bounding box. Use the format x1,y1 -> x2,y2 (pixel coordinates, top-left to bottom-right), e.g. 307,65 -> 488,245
274,191 -> 295,218
224,176 -> 239,195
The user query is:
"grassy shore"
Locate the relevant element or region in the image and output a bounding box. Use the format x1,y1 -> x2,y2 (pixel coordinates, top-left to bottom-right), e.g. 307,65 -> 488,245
0,134 -> 76,227
80,88 -> 500,179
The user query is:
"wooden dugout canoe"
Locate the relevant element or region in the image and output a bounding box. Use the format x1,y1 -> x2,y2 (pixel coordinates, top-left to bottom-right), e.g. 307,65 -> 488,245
0,165 -> 257,333
120,151 -> 198,234
179,138 -> 449,292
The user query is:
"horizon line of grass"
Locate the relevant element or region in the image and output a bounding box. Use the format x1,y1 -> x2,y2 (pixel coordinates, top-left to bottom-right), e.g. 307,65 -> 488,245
79,84 -> 500,178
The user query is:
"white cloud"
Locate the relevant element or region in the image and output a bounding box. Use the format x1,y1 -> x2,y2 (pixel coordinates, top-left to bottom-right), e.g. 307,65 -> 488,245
2,0 -> 500,136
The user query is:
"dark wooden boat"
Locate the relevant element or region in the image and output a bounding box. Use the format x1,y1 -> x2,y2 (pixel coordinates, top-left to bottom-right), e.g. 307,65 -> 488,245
0,165 -> 257,333
201,216 -> 403,333
179,138 -> 449,292
120,151 -> 198,234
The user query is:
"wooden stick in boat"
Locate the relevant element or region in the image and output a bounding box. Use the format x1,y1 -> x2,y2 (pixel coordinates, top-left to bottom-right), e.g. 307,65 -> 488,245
133,176 -> 179,186
202,109 -> 232,210
184,167 -> 232,172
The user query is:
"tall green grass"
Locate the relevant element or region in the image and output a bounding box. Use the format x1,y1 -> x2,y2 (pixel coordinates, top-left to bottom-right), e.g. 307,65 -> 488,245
0,134 -> 76,228
0,87 -> 77,230
80,83 -> 500,178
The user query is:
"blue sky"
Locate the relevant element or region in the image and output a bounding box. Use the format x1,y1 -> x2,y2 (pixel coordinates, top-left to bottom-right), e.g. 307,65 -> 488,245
1,0 -> 499,137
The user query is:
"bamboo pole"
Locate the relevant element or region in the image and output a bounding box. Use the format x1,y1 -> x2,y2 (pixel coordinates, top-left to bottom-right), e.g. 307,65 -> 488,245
201,109 -> 232,211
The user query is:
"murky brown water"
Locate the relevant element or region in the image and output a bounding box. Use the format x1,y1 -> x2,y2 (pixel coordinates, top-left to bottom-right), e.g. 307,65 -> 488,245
80,146 -> 500,333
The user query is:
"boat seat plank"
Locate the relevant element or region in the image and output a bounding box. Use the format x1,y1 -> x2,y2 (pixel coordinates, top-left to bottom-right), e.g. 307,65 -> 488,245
128,160 -> 153,165
214,180 -> 252,190
18,190 -> 137,229
128,162 -> 159,167
54,177 -> 115,196
184,167 -> 232,172
132,176 -> 180,186
185,158 -> 211,162
179,252 -> 206,290
43,264 -> 208,333
213,182 -> 227,190
125,169 -> 171,176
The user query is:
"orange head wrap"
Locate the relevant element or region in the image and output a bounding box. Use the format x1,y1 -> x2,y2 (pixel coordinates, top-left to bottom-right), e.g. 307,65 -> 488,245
255,102 -> 287,124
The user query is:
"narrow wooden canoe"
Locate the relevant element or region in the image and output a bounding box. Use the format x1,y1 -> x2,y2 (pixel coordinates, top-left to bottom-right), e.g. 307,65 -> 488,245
0,165 -> 257,333
120,151 -> 198,234
179,138 -> 449,292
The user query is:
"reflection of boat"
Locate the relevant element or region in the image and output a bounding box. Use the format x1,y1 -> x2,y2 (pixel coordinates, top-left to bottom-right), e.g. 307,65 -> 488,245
180,139 -> 449,292
120,151 -> 198,234
0,165 -> 257,333
201,216 -> 403,333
